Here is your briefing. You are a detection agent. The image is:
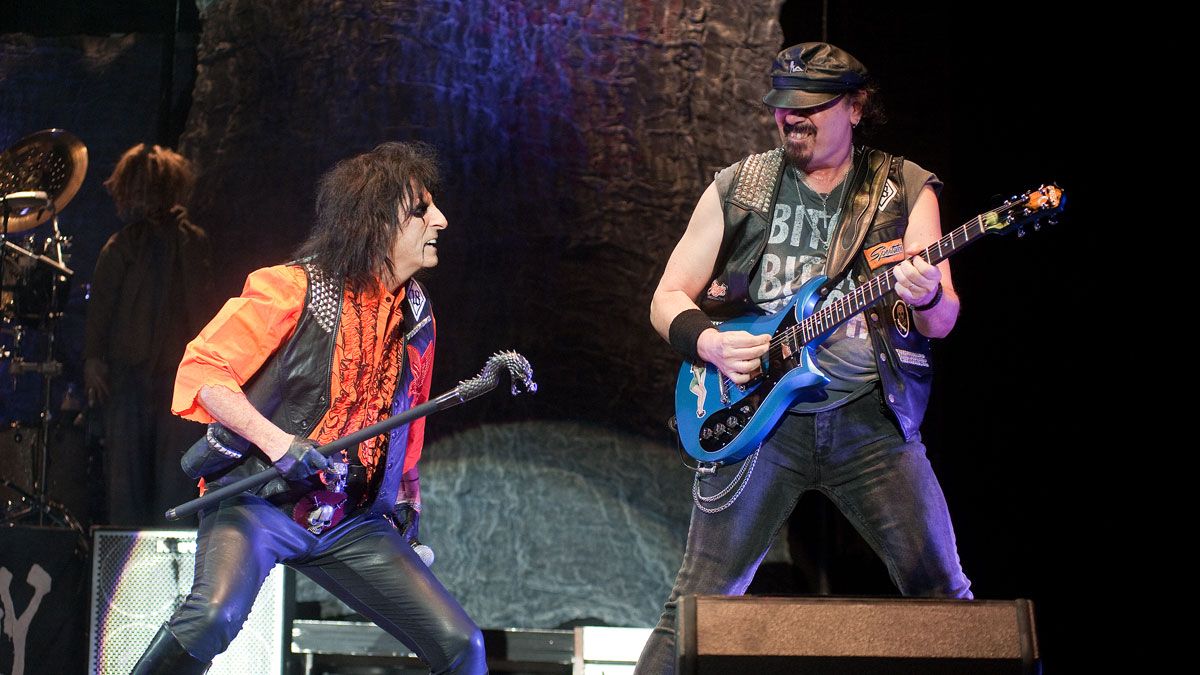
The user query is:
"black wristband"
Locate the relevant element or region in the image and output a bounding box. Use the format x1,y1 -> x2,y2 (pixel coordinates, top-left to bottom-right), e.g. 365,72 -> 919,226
668,309 -> 713,361
910,282 -> 944,312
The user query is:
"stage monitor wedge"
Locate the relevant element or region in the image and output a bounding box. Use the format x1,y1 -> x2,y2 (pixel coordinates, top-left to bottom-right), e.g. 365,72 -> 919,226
677,595 -> 1039,674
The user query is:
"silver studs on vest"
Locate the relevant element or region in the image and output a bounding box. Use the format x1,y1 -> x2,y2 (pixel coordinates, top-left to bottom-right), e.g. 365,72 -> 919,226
731,147 -> 784,215
304,263 -> 339,334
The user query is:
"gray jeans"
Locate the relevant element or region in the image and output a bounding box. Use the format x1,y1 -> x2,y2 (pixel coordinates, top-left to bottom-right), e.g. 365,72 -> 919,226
634,387 -> 972,674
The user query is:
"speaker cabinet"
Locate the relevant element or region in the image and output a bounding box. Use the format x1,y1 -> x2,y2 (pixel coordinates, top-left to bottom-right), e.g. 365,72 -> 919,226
87,528 -> 286,674
677,595 -> 1040,674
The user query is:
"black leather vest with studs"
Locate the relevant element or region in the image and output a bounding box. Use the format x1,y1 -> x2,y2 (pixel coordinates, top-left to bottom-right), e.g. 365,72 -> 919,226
697,146 -> 935,439
180,262 -> 342,500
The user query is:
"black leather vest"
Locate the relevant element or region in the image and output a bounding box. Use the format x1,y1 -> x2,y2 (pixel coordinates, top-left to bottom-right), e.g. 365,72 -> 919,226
180,263 -> 343,500
698,146 -> 934,439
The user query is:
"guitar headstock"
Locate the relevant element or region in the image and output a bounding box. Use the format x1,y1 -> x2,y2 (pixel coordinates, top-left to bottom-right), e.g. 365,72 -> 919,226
982,184 -> 1065,236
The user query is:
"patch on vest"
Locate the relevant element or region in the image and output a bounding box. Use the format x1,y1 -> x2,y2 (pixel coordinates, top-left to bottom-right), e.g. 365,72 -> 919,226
406,280 -> 427,321
706,279 -> 728,300
895,349 -> 929,368
879,178 -> 899,212
730,148 -> 784,215
891,299 -> 911,338
305,264 -> 339,334
864,239 -> 905,270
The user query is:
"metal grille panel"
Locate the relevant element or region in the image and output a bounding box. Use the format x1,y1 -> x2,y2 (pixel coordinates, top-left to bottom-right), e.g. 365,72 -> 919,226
88,529 -> 285,674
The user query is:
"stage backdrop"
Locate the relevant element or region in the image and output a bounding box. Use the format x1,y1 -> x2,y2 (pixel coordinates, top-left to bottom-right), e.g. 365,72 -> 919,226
3,2 -> 1094,665
178,0 -> 781,438
195,0 -> 781,629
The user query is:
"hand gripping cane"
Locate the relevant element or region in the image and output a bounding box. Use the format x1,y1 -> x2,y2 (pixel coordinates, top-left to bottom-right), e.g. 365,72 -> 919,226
165,351 -> 537,521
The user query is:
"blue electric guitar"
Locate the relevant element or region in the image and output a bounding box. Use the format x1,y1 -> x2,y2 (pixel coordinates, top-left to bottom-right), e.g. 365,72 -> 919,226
674,184 -> 1065,465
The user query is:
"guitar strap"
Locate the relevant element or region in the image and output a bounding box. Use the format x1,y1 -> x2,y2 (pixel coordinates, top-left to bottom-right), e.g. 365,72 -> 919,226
817,147 -> 893,297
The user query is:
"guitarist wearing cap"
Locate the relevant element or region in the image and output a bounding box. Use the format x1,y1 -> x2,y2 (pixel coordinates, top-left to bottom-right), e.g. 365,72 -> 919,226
636,42 -> 972,675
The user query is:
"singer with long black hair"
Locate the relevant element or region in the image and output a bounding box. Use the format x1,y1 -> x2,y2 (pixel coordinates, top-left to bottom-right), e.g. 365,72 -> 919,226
132,141 -> 486,674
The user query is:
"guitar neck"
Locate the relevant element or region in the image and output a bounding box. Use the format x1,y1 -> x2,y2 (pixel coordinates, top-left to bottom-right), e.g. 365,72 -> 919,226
795,211 -> 997,345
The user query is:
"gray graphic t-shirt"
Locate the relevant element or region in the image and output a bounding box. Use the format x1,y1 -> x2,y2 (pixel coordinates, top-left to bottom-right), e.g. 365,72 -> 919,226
748,158 -> 940,412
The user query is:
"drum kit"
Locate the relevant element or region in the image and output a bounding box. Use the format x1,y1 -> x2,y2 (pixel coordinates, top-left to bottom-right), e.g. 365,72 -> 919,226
1,128 -> 87,533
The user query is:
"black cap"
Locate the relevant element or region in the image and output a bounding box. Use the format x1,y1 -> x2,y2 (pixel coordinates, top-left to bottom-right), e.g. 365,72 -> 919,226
763,42 -> 868,109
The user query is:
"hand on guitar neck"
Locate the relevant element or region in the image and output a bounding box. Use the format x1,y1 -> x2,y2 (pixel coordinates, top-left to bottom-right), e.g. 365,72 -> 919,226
696,327 -> 770,386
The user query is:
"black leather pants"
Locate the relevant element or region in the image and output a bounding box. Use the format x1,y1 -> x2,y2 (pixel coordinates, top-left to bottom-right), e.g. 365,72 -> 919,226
143,494 -> 487,674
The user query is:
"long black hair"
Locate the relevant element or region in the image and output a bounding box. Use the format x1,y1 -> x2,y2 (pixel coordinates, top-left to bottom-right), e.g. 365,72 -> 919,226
297,141 -> 440,290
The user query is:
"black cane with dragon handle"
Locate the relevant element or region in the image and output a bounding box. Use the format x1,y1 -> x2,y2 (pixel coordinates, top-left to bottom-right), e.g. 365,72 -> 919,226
165,351 -> 537,521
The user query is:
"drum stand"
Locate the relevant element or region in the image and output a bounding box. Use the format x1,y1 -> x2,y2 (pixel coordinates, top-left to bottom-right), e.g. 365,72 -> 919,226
1,193 -> 83,536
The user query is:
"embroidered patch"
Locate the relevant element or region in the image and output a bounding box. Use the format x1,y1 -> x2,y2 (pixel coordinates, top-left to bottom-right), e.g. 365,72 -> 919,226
406,280 -> 427,320
406,343 -> 433,405
394,340 -> 437,466
891,300 -> 911,338
878,178 -> 898,212
707,279 -> 728,300
896,349 -> 929,368
864,239 -> 905,270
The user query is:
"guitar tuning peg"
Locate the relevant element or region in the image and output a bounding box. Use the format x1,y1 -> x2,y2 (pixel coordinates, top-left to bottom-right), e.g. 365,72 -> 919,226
1047,217 -> 1059,226
1033,222 -> 1042,232
1017,227 -> 1027,238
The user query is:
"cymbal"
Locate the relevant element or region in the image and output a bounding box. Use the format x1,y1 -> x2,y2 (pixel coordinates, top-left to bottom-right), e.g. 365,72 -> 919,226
0,129 -> 88,233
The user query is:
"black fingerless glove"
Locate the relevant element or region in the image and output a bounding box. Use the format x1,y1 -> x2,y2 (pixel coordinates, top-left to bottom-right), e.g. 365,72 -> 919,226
272,435 -> 329,482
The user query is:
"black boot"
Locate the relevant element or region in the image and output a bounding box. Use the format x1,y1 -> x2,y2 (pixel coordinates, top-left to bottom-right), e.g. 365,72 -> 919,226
130,623 -> 211,675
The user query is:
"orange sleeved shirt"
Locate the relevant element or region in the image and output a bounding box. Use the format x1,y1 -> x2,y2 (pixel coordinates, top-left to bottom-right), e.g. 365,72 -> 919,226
173,265 -> 307,420
173,264 -> 431,477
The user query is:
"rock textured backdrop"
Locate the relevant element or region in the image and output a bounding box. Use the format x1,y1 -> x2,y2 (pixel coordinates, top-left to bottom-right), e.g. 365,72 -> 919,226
185,0 -> 782,628
2,3 -> 1095,663
298,421 -> 694,627
4,0 -> 784,630
181,0 -> 781,437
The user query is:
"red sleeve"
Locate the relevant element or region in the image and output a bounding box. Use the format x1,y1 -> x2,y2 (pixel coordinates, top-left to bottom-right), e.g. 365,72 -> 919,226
172,265 -> 307,423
